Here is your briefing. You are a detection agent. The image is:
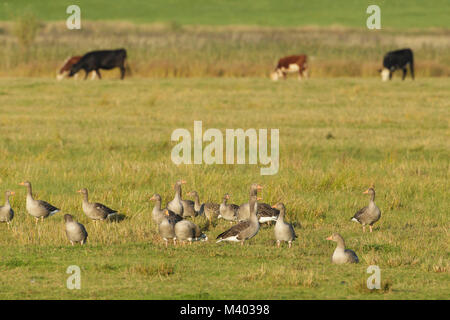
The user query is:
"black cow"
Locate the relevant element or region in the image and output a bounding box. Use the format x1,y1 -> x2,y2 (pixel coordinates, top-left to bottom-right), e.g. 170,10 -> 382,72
69,49 -> 127,80
379,48 -> 414,81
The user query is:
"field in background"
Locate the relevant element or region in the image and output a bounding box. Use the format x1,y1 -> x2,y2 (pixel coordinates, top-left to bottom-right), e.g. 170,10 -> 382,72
0,22 -> 449,78
0,77 -> 448,299
1,0 -> 450,28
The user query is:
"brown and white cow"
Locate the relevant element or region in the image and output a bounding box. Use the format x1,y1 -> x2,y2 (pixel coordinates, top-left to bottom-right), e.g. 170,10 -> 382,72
57,56 -> 96,80
271,55 -> 308,81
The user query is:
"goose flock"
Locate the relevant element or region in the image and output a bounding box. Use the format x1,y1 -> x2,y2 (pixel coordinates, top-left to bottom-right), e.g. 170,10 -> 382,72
0,180 -> 382,264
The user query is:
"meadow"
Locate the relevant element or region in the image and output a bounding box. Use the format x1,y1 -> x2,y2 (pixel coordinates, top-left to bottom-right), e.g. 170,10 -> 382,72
0,77 -> 448,299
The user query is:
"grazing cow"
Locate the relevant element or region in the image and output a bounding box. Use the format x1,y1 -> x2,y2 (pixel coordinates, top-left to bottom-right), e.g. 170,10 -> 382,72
69,49 -> 127,80
379,48 -> 414,81
57,56 -> 96,80
271,55 -> 308,81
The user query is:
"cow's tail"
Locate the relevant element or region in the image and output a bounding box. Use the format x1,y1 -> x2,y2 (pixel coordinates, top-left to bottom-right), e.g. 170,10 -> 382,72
409,51 -> 415,80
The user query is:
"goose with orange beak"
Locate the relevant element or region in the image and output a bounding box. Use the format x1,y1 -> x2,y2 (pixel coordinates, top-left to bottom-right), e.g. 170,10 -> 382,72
19,181 -> 60,224
272,203 -> 296,248
0,191 -> 15,227
167,180 -> 186,216
351,187 -> 381,232
159,209 -> 178,247
326,233 -> 359,264
77,188 -> 117,223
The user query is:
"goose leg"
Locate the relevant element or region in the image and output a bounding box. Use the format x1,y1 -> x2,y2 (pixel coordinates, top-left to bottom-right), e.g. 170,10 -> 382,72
288,241 -> 292,249
70,241 -> 74,246
164,239 -> 168,248
173,238 -> 177,246
369,225 -> 373,233
277,240 -> 280,248
35,217 -> 39,225
362,226 -> 366,233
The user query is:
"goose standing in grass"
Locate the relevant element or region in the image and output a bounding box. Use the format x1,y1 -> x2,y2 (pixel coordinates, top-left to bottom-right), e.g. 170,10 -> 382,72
77,188 -> 117,224
0,191 -> 15,227
326,233 -> 359,264
64,214 -> 88,246
19,181 -> 60,224
216,195 -> 260,246
159,209 -> 178,247
174,220 -> 208,245
167,180 -> 185,216
351,187 -> 381,232
150,193 -> 183,225
272,203 -> 296,248
204,201 -> 220,224
238,183 -> 279,223
218,193 -> 239,223
187,191 -> 204,216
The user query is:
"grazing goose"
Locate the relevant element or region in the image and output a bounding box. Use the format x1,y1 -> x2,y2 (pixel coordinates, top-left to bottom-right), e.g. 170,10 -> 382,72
218,194 -> 239,222
187,191 -> 204,216
0,191 -> 15,227
167,180 -> 185,216
216,195 -> 260,245
351,187 -> 381,232
174,220 -> 208,245
159,209 -> 178,247
64,214 -> 88,246
326,233 -> 359,264
77,188 -> 117,223
272,203 -> 296,248
204,201 -> 220,223
150,193 -> 183,225
238,183 -> 279,223
19,181 -> 60,223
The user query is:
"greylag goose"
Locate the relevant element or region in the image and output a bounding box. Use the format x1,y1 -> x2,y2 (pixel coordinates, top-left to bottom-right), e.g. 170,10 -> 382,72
174,220 -> 208,245
167,180 -> 185,216
19,181 -> 60,223
187,191 -> 204,216
272,203 -> 296,248
159,209 -> 178,247
218,193 -> 239,222
77,188 -> 117,223
351,187 -> 381,232
204,201 -> 220,223
0,191 -> 15,227
238,183 -> 279,223
150,193 -> 183,225
64,214 -> 88,246
326,233 -> 359,264
216,195 -> 260,245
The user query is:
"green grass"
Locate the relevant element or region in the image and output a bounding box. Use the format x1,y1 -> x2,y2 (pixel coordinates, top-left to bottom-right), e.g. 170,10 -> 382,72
1,0 -> 449,28
0,77 -> 449,299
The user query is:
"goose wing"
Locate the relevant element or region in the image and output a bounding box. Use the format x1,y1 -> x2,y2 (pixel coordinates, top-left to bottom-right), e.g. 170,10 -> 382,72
257,203 -> 279,217
352,206 -> 368,221
216,220 -> 250,240
37,200 -> 60,213
93,202 -> 117,215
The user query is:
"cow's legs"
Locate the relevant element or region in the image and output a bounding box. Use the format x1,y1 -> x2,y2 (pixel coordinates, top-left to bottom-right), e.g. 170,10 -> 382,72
84,70 -> 89,80
410,63 -> 415,80
95,69 -> 102,79
282,72 -> 287,80
389,71 -> 393,80
120,67 -> 125,80
402,68 -> 407,80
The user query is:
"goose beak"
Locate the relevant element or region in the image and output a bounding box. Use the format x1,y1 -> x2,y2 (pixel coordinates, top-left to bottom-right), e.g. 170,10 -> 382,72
19,182 -> 25,186
257,197 -> 262,201
150,195 -> 155,201
326,235 -> 333,240
10,191 -> 15,196
271,204 -> 277,208
164,210 -> 169,216
257,185 -> 263,190
363,189 -> 369,194
76,190 -> 82,193
181,180 -> 186,184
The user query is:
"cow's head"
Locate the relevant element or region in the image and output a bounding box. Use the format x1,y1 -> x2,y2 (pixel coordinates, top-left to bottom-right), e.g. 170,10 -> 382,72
68,63 -> 82,77
270,69 -> 283,81
379,68 -> 390,81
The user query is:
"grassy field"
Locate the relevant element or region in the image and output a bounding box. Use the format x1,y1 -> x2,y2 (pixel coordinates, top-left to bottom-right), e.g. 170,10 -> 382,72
0,77 -> 448,299
1,22 -> 450,78
1,0 -> 450,28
